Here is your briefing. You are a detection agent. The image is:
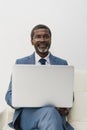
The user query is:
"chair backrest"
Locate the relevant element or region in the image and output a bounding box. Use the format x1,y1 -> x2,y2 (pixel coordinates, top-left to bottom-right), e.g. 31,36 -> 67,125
68,70 -> 87,130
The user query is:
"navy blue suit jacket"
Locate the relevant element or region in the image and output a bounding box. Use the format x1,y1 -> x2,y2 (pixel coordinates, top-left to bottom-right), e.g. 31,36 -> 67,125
5,52 -> 68,129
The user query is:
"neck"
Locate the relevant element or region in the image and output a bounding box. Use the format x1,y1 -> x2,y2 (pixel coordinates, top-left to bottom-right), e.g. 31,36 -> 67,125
37,52 -> 49,58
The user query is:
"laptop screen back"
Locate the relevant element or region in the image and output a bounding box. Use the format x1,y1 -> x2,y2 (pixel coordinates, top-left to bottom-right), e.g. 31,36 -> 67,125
12,65 -> 74,108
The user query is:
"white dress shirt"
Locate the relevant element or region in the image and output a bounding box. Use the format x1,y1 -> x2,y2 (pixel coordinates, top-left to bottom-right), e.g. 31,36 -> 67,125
35,52 -> 51,65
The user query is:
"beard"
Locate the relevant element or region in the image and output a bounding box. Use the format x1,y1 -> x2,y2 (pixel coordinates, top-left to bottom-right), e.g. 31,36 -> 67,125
37,46 -> 49,53
35,42 -> 51,54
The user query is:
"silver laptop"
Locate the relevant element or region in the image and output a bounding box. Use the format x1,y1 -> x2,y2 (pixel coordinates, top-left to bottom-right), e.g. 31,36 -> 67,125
12,65 -> 74,108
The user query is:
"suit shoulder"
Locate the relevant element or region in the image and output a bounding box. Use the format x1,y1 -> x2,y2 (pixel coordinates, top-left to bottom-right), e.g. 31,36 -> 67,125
54,55 -> 67,62
51,54 -> 68,65
15,55 -> 32,64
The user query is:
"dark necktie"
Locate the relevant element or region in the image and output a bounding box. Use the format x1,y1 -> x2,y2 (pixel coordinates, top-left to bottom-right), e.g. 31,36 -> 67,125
39,58 -> 46,65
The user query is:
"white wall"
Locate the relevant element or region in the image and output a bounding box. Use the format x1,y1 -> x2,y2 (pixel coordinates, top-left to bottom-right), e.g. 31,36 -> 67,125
0,0 -> 87,106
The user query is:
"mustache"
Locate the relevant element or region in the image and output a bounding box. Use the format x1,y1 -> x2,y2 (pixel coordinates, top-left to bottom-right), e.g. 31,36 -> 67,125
37,42 -> 49,47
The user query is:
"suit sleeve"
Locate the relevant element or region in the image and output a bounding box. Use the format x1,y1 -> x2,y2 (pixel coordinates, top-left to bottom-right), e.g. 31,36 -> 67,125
5,60 -> 20,109
5,76 -> 13,108
64,60 -> 68,65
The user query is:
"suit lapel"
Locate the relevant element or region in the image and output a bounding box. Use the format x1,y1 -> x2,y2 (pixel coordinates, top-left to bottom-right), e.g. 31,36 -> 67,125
49,53 -> 58,65
27,52 -> 35,64
27,52 -> 58,65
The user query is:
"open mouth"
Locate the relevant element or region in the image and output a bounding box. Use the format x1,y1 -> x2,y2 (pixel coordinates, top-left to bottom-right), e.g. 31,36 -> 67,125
39,45 -> 46,49
38,43 -> 48,48
39,44 -> 48,50
36,42 -> 50,53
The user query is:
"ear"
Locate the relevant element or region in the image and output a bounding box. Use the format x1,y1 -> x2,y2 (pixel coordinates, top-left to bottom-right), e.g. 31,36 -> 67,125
31,39 -> 34,45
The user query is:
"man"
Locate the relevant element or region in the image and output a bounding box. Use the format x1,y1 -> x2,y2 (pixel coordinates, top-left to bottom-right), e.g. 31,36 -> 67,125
5,24 -> 74,130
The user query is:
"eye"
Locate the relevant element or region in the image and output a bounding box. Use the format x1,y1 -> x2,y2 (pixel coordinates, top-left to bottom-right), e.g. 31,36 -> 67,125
33,35 -> 41,39
43,34 -> 50,39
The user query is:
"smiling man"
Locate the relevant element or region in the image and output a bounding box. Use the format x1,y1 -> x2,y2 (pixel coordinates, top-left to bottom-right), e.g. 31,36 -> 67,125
31,27 -> 51,57
5,24 -> 74,130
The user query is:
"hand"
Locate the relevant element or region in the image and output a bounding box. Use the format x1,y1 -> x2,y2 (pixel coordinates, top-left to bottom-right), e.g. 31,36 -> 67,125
56,107 -> 70,116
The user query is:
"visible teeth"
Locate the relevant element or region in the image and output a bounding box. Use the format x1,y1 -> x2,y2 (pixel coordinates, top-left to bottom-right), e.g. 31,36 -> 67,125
38,46 -> 49,53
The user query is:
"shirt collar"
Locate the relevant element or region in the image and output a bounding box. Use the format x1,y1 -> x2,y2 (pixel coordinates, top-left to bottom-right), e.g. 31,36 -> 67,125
35,52 -> 50,65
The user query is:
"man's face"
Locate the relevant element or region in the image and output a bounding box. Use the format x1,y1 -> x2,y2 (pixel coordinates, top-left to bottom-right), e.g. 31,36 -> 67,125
31,28 -> 51,57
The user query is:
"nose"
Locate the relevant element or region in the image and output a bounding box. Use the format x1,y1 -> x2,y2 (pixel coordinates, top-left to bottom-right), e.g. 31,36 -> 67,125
40,36 -> 45,42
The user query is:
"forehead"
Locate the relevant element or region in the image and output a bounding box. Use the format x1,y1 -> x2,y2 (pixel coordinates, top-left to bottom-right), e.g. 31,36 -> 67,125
33,28 -> 50,35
